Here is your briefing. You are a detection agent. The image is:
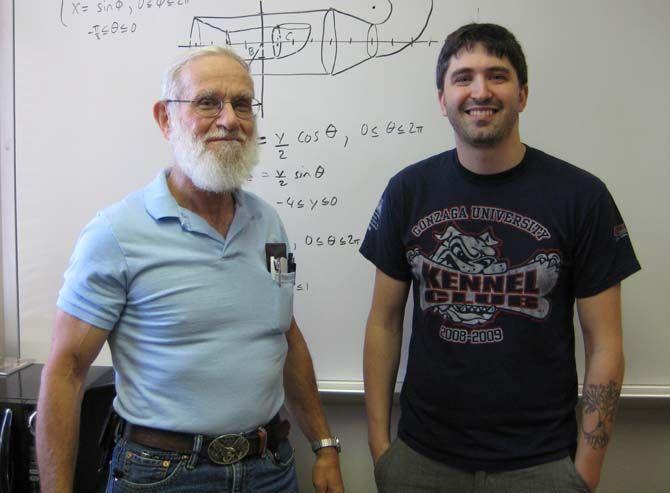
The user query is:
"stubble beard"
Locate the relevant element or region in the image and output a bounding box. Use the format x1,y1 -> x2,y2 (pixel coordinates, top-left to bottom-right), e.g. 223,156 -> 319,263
449,105 -> 519,148
169,118 -> 259,193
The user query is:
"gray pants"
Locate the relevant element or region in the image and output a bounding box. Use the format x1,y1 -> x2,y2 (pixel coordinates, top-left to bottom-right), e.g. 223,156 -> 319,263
374,439 -> 591,493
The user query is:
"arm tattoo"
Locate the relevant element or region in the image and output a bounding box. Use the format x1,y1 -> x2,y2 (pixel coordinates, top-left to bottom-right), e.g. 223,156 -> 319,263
581,380 -> 621,449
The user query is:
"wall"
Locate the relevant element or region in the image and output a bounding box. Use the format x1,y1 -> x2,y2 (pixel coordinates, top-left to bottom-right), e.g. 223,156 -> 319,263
0,0 -> 15,356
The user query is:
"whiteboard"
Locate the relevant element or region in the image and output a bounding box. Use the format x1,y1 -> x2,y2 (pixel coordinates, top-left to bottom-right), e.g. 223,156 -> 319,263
5,0 -> 669,395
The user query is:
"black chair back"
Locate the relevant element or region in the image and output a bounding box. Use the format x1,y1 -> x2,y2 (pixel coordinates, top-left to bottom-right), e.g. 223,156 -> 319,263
0,409 -> 14,493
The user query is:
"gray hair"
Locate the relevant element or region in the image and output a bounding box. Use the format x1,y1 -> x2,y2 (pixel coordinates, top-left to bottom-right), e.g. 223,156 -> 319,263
161,46 -> 251,100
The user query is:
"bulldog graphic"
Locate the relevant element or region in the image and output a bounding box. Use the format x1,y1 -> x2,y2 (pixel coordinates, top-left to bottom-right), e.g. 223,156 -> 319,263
424,227 -> 509,325
431,226 -> 507,275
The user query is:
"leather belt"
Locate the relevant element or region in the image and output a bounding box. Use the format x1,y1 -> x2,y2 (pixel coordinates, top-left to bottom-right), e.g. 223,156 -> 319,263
122,414 -> 289,465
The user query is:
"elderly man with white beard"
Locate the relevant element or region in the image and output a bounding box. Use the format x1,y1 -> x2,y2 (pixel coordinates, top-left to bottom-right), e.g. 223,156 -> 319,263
36,47 -> 345,493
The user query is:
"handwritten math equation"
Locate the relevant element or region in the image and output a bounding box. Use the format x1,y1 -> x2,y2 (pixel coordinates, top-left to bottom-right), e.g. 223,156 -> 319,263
61,0 -> 190,39
252,119 -> 424,215
260,119 -> 425,163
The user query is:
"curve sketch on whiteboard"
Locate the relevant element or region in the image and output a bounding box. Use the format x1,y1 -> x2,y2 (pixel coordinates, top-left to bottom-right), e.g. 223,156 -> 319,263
178,1 -> 435,116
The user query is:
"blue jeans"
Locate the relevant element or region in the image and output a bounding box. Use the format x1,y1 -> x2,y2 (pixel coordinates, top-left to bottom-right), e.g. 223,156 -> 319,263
106,437 -> 299,492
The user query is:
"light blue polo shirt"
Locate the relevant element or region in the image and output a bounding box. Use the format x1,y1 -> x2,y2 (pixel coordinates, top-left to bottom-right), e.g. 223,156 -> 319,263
58,169 -> 293,435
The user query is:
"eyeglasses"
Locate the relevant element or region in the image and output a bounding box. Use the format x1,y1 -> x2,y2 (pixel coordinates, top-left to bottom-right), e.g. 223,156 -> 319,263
165,96 -> 261,119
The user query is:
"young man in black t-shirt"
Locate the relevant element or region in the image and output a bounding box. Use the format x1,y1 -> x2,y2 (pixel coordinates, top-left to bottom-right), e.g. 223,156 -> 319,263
360,23 -> 640,492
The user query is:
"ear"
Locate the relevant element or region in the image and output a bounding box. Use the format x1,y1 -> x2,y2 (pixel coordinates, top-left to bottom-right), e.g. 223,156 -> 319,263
153,101 -> 172,141
436,225 -> 459,241
479,232 -> 498,247
518,84 -> 529,113
438,89 -> 448,117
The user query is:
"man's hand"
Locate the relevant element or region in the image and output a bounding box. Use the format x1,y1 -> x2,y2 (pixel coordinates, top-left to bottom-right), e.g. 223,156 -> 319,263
312,448 -> 344,493
575,461 -> 598,492
369,438 -> 391,465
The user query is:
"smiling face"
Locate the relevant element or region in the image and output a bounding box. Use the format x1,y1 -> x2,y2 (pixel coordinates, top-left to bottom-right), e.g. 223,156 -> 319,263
438,42 -> 528,150
174,54 -> 256,149
164,54 -> 259,192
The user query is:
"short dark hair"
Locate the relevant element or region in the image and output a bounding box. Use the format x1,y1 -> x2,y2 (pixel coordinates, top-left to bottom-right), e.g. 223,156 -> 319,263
436,23 -> 528,89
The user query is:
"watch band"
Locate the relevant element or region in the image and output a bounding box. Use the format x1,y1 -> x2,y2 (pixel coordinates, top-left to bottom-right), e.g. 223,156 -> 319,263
311,437 -> 341,453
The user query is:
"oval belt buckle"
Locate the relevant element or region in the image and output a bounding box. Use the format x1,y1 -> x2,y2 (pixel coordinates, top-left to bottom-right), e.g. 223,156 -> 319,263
207,434 -> 250,465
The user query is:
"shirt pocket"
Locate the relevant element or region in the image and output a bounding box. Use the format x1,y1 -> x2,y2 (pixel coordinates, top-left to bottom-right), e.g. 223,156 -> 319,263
272,271 -> 295,333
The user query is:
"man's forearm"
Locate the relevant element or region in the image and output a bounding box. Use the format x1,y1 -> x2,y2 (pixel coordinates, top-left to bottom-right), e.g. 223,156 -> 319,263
283,321 -> 332,441
283,321 -> 344,492
363,320 -> 402,461
36,370 -> 86,493
575,350 -> 625,491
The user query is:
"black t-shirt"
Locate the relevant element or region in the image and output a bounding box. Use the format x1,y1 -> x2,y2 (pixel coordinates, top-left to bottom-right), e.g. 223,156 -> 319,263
360,146 -> 641,471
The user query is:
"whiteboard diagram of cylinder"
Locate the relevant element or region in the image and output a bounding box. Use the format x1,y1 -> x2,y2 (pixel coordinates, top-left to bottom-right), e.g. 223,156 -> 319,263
189,10 -> 385,76
190,12 -> 326,75
321,9 -> 380,75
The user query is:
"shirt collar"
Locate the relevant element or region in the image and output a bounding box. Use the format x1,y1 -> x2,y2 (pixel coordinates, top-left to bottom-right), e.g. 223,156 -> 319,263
144,169 -> 180,220
144,168 -> 256,224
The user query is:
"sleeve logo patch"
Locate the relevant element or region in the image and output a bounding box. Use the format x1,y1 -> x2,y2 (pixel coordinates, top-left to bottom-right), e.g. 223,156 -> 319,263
368,197 -> 383,231
613,224 -> 629,241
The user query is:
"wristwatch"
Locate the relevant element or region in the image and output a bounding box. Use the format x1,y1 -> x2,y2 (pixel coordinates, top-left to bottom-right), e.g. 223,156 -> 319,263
311,437 -> 341,454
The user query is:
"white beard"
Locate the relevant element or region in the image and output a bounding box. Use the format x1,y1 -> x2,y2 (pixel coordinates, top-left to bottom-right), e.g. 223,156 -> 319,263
169,119 -> 259,193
